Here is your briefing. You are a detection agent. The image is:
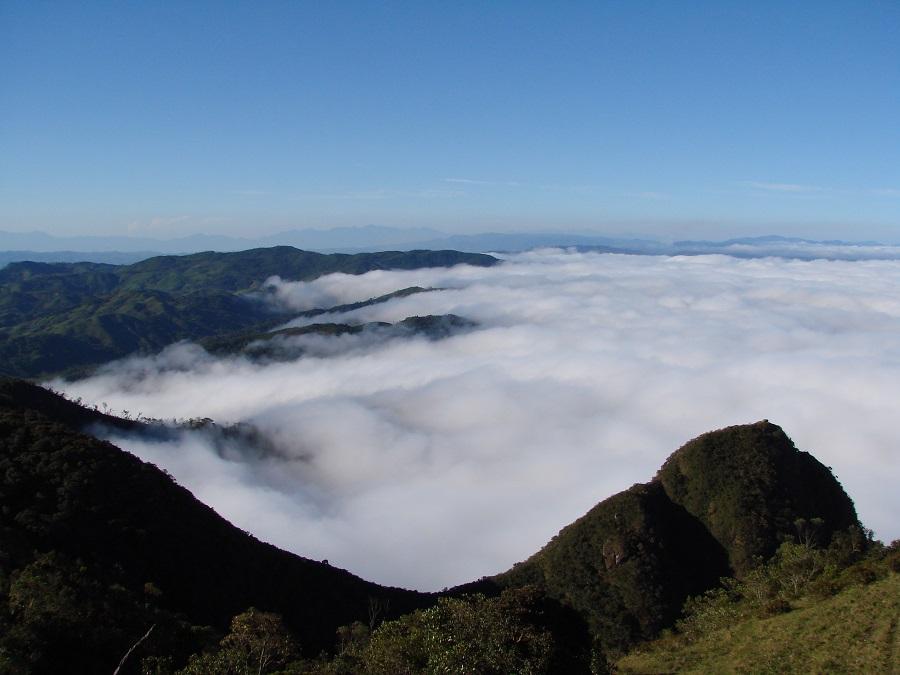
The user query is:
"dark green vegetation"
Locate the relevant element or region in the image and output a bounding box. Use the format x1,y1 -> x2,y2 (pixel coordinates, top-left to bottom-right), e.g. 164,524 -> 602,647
0,247 -> 496,378
306,586 -> 595,675
197,285 -> 474,361
491,481 -> 732,654
483,421 -> 861,658
0,382 -> 891,673
656,421 -> 859,575
0,250 -> 159,268
202,314 -> 476,362
0,380 -> 431,673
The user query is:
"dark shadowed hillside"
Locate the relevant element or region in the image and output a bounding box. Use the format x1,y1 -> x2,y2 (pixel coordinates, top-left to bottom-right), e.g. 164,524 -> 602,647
0,380 -> 432,673
201,314 -> 476,361
492,482 -> 731,653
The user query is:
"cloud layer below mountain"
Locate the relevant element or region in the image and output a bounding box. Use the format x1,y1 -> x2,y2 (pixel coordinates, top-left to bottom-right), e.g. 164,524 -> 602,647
55,250 -> 900,590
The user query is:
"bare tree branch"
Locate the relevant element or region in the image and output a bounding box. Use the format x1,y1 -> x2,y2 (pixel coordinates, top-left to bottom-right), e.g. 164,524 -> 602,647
113,624 -> 155,675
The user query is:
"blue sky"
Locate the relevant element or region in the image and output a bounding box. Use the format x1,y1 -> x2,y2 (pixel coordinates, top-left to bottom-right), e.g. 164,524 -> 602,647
1,1 -> 898,241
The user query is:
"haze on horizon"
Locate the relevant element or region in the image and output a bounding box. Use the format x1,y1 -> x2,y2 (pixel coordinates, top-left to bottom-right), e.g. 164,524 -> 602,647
1,2 -> 898,243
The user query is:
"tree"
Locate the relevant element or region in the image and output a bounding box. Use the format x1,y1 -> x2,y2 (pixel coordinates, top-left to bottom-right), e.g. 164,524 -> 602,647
769,541 -> 825,598
178,608 -> 299,675
361,587 -> 590,674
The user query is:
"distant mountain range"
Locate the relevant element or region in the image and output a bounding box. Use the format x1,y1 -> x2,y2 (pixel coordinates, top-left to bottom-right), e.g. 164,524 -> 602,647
0,226 -> 660,262
666,235 -> 900,260
674,234 -> 882,248
0,225 -> 447,256
3,227 -> 899,265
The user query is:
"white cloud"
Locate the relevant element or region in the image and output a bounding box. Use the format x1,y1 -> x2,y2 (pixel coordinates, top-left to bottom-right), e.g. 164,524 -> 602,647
443,177 -> 492,185
624,191 -> 668,200
443,178 -> 520,187
56,251 -> 900,590
742,181 -> 826,193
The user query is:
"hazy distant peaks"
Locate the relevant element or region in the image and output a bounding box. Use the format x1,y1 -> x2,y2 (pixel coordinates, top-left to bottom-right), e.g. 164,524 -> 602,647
4,227 -> 900,262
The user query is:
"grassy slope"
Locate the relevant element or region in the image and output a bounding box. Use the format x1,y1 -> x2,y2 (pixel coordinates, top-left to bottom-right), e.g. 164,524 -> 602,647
618,573 -> 900,674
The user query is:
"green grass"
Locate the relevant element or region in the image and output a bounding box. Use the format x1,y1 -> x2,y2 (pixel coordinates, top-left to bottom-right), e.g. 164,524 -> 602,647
618,572 -> 900,674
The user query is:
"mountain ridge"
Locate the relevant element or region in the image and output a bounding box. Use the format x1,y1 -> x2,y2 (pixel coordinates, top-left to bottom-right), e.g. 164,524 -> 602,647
0,381 -> 865,671
0,379 -> 435,672
0,247 -> 497,379
481,421 -> 859,654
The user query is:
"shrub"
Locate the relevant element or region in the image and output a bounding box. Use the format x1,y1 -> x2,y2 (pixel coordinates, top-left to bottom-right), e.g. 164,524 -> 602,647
759,598 -> 791,616
676,586 -> 745,641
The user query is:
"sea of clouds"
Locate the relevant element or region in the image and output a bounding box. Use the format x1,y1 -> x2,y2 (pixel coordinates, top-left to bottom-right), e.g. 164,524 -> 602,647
54,249 -> 900,590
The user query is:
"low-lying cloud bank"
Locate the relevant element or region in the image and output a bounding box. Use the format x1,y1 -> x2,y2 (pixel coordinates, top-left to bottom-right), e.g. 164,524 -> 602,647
56,250 -> 900,590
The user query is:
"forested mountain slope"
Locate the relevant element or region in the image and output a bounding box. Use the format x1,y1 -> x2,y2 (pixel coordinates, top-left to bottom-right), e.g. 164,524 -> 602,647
485,421 -> 860,655
0,380 -> 433,673
0,247 -> 497,378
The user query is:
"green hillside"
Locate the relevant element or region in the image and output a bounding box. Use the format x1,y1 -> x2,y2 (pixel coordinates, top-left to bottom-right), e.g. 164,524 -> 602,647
492,481 -> 731,653
656,420 -> 859,575
618,567 -> 900,673
114,248 -> 493,293
0,247 -> 496,378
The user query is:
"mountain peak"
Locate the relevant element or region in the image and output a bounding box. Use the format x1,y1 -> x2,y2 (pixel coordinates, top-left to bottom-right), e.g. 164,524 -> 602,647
656,421 -> 859,574
490,421 -> 860,653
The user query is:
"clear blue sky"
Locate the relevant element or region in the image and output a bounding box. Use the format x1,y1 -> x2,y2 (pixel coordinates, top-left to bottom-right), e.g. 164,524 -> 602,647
1,1 -> 898,241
